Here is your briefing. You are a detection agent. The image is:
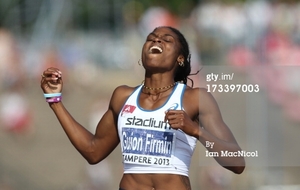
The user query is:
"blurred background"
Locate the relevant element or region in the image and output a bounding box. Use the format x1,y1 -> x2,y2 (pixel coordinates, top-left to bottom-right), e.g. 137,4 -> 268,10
0,0 -> 300,189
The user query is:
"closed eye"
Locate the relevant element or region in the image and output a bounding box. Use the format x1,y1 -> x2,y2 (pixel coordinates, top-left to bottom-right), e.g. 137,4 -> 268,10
146,37 -> 153,41
163,38 -> 172,42
146,33 -> 174,42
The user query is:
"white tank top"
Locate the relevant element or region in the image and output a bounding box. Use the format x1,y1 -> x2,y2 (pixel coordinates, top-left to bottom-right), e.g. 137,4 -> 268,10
117,83 -> 197,176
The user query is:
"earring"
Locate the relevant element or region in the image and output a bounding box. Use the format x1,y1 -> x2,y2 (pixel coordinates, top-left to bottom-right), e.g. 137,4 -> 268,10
138,59 -> 142,66
179,61 -> 185,67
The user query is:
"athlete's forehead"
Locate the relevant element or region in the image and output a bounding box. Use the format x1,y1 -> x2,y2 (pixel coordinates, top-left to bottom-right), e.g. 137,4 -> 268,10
148,27 -> 178,39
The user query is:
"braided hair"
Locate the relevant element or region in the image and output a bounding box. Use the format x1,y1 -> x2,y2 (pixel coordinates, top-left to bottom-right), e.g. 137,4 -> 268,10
162,26 -> 195,87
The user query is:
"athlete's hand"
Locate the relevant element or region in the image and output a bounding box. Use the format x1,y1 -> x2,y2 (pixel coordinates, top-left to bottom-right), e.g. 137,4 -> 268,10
164,110 -> 199,137
40,67 -> 63,94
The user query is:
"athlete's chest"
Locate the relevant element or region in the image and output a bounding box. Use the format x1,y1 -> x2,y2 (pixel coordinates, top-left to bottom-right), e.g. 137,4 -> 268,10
137,93 -> 173,111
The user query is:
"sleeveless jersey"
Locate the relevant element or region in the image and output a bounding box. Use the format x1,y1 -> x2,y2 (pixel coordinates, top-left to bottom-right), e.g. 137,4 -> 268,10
117,83 -> 197,176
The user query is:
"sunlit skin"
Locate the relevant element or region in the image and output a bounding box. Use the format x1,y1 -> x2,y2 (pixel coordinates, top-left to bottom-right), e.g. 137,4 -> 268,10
40,27 -> 245,190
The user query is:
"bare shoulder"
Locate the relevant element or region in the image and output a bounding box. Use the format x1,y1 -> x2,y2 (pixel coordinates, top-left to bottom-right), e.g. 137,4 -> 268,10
183,86 -> 218,114
196,87 -> 221,115
182,86 -> 201,119
183,86 -> 209,100
112,85 -> 136,98
183,86 -> 201,102
110,85 -> 138,114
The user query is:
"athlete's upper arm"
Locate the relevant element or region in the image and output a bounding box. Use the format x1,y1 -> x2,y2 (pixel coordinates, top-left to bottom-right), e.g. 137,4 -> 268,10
198,88 -> 238,143
90,85 -> 134,163
182,87 -> 200,121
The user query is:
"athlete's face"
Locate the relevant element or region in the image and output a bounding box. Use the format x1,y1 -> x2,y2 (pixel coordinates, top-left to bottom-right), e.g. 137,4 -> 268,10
141,27 -> 183,72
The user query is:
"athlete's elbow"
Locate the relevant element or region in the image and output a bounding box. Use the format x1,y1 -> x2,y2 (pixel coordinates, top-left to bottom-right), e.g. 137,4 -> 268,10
228,159 -> 246,174
87,159 -> 100,165
233,165 -> 245,174
85,155 -> 101,165
81,150 -> 102,165
224,165 -> 245,174
222,157 -> 245,174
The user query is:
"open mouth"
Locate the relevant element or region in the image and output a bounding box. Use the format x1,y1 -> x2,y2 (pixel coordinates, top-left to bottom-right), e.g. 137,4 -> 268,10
149,46 -> 163,54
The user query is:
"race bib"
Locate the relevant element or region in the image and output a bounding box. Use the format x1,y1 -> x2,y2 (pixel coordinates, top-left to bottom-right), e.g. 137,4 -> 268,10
121,128 -> 176,167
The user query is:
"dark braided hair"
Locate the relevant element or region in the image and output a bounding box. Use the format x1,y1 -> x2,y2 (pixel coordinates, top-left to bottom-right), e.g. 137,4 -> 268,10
163,26 -> 194,87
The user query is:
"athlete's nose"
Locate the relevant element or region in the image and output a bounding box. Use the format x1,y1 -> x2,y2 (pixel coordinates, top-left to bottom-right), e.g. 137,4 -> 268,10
152,37 -> 162,43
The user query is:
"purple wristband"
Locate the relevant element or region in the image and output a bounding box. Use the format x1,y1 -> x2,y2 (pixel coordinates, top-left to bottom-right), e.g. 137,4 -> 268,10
46,96 -> 62,103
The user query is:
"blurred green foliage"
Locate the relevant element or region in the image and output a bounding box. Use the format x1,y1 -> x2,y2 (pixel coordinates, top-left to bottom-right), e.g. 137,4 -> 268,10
1,0 -> 299,33
0,0 -> 200,32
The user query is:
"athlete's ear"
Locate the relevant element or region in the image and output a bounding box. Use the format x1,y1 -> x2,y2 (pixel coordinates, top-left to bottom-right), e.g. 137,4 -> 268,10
177,55 -> 184,64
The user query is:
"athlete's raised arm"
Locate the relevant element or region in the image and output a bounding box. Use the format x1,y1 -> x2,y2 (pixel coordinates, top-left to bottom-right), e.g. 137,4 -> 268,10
40,67 -> 133,164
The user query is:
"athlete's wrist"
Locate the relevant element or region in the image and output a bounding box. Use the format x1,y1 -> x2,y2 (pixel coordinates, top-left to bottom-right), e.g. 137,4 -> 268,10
49,101 -> 63,109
